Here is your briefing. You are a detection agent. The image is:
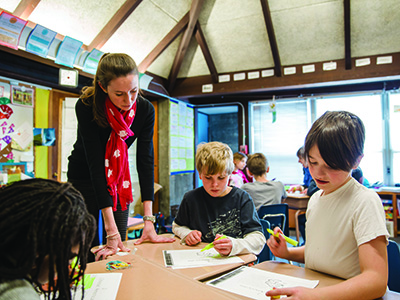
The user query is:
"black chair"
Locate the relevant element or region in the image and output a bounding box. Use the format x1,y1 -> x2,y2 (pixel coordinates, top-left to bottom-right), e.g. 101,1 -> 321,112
258,203 -> 289,237
295,211 -> 306,246
387,240 -> 400,293
257,219 -> 272,263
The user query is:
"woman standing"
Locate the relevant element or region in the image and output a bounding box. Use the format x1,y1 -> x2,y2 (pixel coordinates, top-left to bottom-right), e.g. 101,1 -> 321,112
67,53 -> 174,261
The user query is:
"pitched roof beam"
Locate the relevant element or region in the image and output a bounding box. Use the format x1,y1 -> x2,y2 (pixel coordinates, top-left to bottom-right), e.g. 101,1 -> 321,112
13,0 -> 41,20
88,0 -> 142,51
260,0 -> 282,77
138,12 -> 189,73
167,0 -> 205,91
344,0 -> 351,70
195,22 -> 218,83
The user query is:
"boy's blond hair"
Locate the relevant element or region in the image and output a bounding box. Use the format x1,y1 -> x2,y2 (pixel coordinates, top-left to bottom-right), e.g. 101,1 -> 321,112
196,142 -> 234,175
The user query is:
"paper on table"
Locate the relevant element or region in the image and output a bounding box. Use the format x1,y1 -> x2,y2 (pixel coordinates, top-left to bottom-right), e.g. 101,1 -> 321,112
207,266 -> 319,299
72,273 -> 122,300
163,248 -> 244,269
39,273 -> 122,300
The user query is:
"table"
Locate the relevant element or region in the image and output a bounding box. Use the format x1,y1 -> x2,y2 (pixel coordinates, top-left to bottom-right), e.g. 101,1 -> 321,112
85,255 -> 242,300
283,193 -> 310,242
85,254 -> 400,300
91,234 -> 257,281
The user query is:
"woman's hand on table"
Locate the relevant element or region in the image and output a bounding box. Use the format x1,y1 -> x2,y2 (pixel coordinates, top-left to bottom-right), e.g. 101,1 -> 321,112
134,222 -> 175,245
92,233 -> 130,261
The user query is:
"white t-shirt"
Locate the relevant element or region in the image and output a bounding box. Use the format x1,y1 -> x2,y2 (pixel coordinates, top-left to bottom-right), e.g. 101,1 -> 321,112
305,178 -> 388,279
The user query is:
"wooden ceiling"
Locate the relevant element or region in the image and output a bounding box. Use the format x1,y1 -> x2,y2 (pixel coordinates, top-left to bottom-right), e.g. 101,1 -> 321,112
1,0 -> 400,101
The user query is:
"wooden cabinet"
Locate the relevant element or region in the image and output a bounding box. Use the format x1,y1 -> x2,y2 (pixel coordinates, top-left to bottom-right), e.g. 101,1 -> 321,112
377,190 -> 400,237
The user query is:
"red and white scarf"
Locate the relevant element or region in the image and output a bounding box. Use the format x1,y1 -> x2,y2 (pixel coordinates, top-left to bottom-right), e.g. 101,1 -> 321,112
105,97 -> 137,211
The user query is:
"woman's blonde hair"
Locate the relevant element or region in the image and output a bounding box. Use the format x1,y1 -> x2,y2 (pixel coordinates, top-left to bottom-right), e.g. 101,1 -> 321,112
195,141 -> 234,175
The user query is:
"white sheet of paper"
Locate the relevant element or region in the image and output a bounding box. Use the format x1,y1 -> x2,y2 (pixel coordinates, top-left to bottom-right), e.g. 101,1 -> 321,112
207,266 -> 319,299
72,273 -> 122,300
163,249 -> 244,269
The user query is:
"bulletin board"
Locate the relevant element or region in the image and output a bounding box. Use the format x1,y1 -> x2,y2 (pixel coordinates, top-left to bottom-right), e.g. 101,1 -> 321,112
0,80 -> 34,175
170,99 -> 194,175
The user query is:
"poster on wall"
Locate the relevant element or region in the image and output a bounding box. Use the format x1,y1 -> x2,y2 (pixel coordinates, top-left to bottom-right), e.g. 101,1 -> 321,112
11,85 -> 34,107
0,81 -> 34,178
170,99 -> 194,175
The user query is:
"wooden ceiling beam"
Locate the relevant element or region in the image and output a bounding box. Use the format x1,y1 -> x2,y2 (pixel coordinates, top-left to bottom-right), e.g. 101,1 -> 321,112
170,52 -> 400,99
167,0 -> 205,91
138,12 -> 189,73
344,0 -> 351,70
195,22 -> 218,83
88,0 -> 142,51
260,0 -> 282,77
13,0 -> 41,20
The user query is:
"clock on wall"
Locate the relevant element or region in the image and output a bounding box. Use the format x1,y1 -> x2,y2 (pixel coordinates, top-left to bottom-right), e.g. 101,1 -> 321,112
59,68 -> 78,87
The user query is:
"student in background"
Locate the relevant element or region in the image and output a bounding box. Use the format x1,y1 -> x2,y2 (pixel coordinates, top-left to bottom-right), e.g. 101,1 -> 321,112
172,142 -> 266,256
241,153 -> 287,211
266,111 -> 388,300
67,53 -> 174,261
0,179 -> 96,300
229,152 -> 249,188
352,166 -> 370,187
288,146 -> 312,193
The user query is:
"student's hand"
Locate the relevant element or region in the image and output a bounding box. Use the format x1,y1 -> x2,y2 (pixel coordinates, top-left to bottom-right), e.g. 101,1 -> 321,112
301,188 -> 308,194
266,227 -> 290,259
134,222 -> 175,245
93,233 -> 130,261
266,286 -> 316,300
185,230 -> 202,245
213,234 -> 232,256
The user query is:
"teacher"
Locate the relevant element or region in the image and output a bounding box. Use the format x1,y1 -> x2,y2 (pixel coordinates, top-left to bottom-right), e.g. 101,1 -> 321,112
67,53 -> 174,261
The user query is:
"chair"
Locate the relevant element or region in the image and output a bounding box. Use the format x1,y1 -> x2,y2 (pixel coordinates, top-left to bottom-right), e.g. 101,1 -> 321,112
258,203 -> 289,237
295,211 -> 306,246
387,240 -> 400,293
257,219 -> 272,263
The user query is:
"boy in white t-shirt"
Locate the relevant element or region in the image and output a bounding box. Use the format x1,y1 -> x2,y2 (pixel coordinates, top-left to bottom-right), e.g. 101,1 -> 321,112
266,111 -> 389,300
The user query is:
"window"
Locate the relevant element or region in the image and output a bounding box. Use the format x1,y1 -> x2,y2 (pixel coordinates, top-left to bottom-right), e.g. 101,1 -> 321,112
249,99 -> 310,184
315,94 -> 383,185
389,92 -> 400,185
249,91 -> 398,186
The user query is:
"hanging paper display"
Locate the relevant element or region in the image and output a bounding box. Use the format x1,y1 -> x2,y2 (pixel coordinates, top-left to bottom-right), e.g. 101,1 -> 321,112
26,24 -> 57,58
55,36 -> 83,68
83,48 -> 103,74
269,96 -> 277,123
0,11 -> 27,50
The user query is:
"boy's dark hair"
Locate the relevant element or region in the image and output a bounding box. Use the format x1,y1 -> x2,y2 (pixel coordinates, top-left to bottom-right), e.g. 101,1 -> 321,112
296,146 -> 305,159
0,178 -> 96,300
304,111 -> 365,172
246,153 -> 269,177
